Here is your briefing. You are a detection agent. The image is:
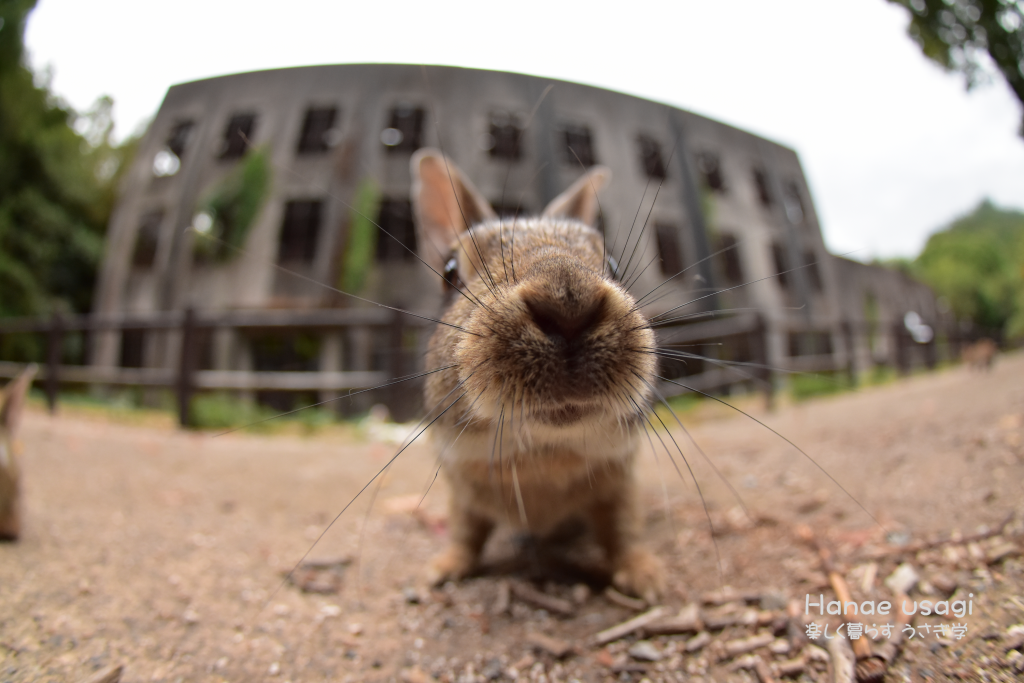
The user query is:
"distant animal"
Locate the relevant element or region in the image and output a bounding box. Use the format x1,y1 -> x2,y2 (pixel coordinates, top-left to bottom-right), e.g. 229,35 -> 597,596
412,149 -> 664,602
961,338 -> 997,371
0,365 -> 37,541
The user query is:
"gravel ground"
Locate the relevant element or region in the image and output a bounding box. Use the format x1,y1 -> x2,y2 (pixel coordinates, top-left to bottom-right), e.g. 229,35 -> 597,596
1,353 -> 1023,683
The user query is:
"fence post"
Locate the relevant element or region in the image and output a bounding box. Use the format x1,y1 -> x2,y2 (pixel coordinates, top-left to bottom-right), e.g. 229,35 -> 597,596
387,310 -> 409,421
893,321 -> 909,375
45,312 -> 63,413
841,320 -> 857,388
753,314 -> 775,411
177,308 -> 197,428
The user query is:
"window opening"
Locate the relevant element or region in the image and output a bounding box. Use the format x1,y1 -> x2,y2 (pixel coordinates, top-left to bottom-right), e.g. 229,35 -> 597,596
655,222 -> 683,276
220,113 -> 256,159
716,234 -> 743,285
277,200 -> 322,264
561,123 -> 596,166
375,199 -> 417,262
381,105 -> 424,153
637,134 -> 667,180
131,209 -> 163,267
487,111 -> 523,161
696,151 -> 726,192
771,242 -> 789,289
297,106 -> 338,154
783,180 -> 805,225
804,249 -> 823,291
753,168 -> 773,206
167,121 -> 194,159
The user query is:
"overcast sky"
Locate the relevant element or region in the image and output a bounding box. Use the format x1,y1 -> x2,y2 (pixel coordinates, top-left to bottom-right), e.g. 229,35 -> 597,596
22,0 -> 1024,260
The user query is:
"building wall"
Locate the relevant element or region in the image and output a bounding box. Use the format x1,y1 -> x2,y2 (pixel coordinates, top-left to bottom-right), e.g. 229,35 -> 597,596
92,64 -> 935,386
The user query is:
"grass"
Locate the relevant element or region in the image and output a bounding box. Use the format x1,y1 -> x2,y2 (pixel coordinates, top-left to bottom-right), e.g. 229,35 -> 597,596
189,392 -> 337,434
788,371 -> 852,402
26,387 -> 345,436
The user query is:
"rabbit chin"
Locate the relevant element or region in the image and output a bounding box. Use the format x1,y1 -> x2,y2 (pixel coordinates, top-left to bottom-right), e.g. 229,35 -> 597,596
440,412 -> 643,467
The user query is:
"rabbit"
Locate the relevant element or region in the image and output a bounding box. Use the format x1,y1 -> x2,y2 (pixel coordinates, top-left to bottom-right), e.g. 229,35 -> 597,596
0,365 -> 37,541
411,149 -> 665,602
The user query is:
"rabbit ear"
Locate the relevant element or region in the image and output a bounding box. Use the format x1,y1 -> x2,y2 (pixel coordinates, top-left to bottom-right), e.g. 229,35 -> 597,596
1,365 -> 37,437
542,166 -> 611,228
412,149 -> 496,271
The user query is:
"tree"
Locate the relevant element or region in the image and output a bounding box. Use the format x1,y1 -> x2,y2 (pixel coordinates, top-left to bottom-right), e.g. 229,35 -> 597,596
888,0 -> 1024,134
913,200 -> 1024,340
0,0 -> 136,324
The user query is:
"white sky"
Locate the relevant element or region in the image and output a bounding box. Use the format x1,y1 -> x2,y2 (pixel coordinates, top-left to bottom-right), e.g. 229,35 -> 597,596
23,0 -> 1024,260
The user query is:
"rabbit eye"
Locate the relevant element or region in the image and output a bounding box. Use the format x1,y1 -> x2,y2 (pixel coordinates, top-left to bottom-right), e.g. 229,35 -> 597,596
443,254 -> 461,291
606,254 -> 620,281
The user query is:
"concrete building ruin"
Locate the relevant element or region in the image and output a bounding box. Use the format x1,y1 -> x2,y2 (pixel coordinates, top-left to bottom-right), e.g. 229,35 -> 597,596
92,64 -> 948,410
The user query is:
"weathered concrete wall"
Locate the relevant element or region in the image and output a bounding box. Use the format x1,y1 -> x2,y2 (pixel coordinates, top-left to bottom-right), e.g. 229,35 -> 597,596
92,64 -> 935,384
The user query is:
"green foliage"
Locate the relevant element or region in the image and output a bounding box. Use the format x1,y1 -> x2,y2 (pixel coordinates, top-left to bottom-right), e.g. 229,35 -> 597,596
0,1 -> 136,329
189,392 -> 335,433
189,392 -> 275,431
339,178 -> 381,294
913,200 -> 1024,339
193,147 -> 271,262
789,371 -> 850,402
888,0 -> 1024,134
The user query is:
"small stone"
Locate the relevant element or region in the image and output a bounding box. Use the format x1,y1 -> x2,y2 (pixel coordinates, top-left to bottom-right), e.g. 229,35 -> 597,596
481,659 -> 503,681
930,573 -> 957,595
628,641 -> 662,662
760,591 -> 788,612
571,583 -> 591,605
526,632 -> 572,658
605,586 -> 646,611
728,654 -> 758,672
884,563 -> 919,595
348,622 -> 364,636
805,644 -> 829,663
268,662 -> 281,676
403,587 -> 421,604
400,667 -> 432,683
987,543 -> 1020,564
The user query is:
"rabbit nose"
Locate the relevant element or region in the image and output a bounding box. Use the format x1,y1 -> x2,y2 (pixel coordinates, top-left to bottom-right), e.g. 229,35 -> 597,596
524,288 -> 607,345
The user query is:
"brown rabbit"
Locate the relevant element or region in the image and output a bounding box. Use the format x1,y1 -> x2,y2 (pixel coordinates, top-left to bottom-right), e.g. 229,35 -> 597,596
0,365 -> 37,541
412,149 -> 665,602
961,337 -> 997,371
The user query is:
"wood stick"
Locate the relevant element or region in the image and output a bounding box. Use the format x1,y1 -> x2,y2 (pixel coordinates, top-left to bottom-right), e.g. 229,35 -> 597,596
802,527 -> 888,682
509,581 -> 575,616
77,665 -> 123,683
593,606 -> 668,646
867,511 -> 1017,559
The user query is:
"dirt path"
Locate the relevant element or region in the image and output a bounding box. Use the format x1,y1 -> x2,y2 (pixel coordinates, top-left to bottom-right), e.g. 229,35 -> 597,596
2,355 -> 1023,682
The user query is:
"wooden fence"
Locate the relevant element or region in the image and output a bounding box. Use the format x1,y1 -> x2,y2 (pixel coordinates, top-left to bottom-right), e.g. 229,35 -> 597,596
0,308 -> 429,426
0,307 -> 950,428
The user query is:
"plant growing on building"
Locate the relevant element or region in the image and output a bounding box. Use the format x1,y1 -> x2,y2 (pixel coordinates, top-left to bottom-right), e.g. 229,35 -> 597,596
337,178 -> 380,295
193,147 -> 271,263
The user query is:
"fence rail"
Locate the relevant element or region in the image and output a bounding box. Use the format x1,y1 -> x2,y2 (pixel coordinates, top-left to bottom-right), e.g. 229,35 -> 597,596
0,307 -> 429,426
